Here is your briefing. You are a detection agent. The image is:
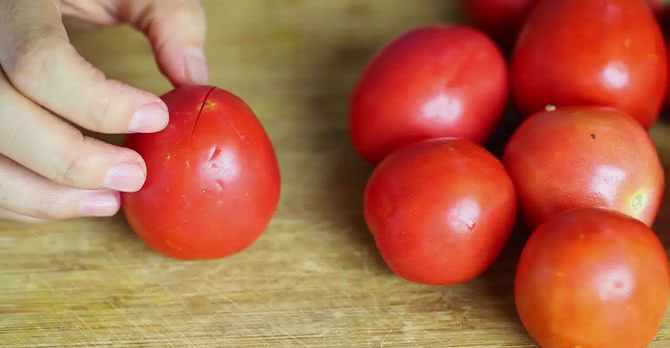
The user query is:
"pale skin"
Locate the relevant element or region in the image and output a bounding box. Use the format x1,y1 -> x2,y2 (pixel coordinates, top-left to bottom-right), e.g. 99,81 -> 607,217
0,0 -> 209,222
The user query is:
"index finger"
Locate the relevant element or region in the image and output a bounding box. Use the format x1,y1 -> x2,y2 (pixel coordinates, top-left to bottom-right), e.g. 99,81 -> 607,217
0,0 -> 169,134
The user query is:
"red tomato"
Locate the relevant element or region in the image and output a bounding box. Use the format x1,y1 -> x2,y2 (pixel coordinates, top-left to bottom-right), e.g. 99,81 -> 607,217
461,0 -> 538,46
516,208 -> 669,348
364,138 -> 516,285
350,25 -> 508,164
503,107 -> 664,228
511,0 -> 667,128
122,86 -> 281,260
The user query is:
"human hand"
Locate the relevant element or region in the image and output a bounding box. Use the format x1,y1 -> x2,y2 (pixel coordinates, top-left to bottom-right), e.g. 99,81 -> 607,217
0,0 -> 208,222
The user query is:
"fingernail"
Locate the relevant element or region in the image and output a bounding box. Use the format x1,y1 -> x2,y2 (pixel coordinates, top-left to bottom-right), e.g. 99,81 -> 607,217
185,46 -> 209,85
104,163 -> 146,192
79,191 -> 120,217
129,101 -> 169,133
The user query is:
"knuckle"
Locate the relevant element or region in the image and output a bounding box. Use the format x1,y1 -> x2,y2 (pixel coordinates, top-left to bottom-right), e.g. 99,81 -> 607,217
10,25 -> 67,86
83,72 -> 116,132
164,1 -> 205,31
33,199 -> 65,220
144,0 -> 205,52
0,118 -> 22,154
59,134 -> 91,186
169,0 -> 203,16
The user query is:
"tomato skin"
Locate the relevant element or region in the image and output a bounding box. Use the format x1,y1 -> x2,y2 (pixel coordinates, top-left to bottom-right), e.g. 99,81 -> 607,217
350,25 -> 508,164
503,107 -> 664,228
461,0 -> 538,46
121,86 -> 280,260
515,208 -> 669,348
364,138 -> 516,285
511,0 -> 667,128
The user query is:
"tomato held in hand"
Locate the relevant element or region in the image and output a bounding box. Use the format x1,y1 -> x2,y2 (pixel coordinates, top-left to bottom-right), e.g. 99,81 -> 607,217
504,107 -> 664,228
516,208 -> 669,348
512,0 -> 667,128
364,138 -> 516,285
461,0 -> 538,47
122,86 -> 281,260
350,25 -> 508,163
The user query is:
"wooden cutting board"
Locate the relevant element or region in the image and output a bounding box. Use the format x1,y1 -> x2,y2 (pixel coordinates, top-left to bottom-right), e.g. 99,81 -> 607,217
2,1 -> 670,347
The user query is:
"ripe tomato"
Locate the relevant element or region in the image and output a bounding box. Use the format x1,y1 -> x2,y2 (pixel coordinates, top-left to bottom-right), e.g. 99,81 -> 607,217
122,86 -> 281,260
460,0 -> 538,47
512,0 -> 667,128
364,138 -> 516,285
516,208 -> 669,348
503,107 -> 664,228
350,25 -> 508,164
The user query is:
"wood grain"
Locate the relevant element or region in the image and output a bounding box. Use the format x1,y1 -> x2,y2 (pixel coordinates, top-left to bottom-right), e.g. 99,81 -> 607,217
1,1 -> 670,347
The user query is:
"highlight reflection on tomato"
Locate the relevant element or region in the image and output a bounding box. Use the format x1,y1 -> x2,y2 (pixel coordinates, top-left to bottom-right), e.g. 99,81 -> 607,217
516,208 -> 669,348
512,0 -> 667,128
503,106 -> 664,228
364,138 -> 516,285
350,25 -> 508,163
122,86 -> 281,260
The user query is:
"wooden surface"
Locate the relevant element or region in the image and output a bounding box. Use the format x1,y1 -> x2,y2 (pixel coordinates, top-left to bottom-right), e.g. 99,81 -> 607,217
2,1 -> 670,347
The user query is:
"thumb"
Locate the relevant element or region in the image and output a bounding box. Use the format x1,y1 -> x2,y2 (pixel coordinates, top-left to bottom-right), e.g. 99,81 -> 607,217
117,0 -> 209,86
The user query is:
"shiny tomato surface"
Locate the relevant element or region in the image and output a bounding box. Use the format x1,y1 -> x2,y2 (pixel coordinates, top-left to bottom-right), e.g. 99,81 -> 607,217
461,0 -> 538,46
122,86 -> 280,260
504,107 -> 664,228
516,208 -> 669,348
364,138 -> 516,285
350,25 -> 508,163
512,0 -> 667,128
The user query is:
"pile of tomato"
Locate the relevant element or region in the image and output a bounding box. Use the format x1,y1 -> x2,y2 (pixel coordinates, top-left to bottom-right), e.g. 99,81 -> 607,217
119,0 -> 669,347
355,0 -> 670,347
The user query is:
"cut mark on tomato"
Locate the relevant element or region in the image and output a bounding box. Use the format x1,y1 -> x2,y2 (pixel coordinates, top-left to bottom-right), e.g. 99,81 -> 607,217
209,146 -> 223,161
191,86 -> 218,136
186,87 -> 218,174
447,198 -> 481,234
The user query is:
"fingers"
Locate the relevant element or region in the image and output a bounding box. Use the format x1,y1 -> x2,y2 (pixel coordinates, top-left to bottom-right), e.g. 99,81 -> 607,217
0,208 -> 47,224
0,155 -> 120,220
117,0 -> 209,86
0,0 -> 169,134
0,70 -> 146,192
